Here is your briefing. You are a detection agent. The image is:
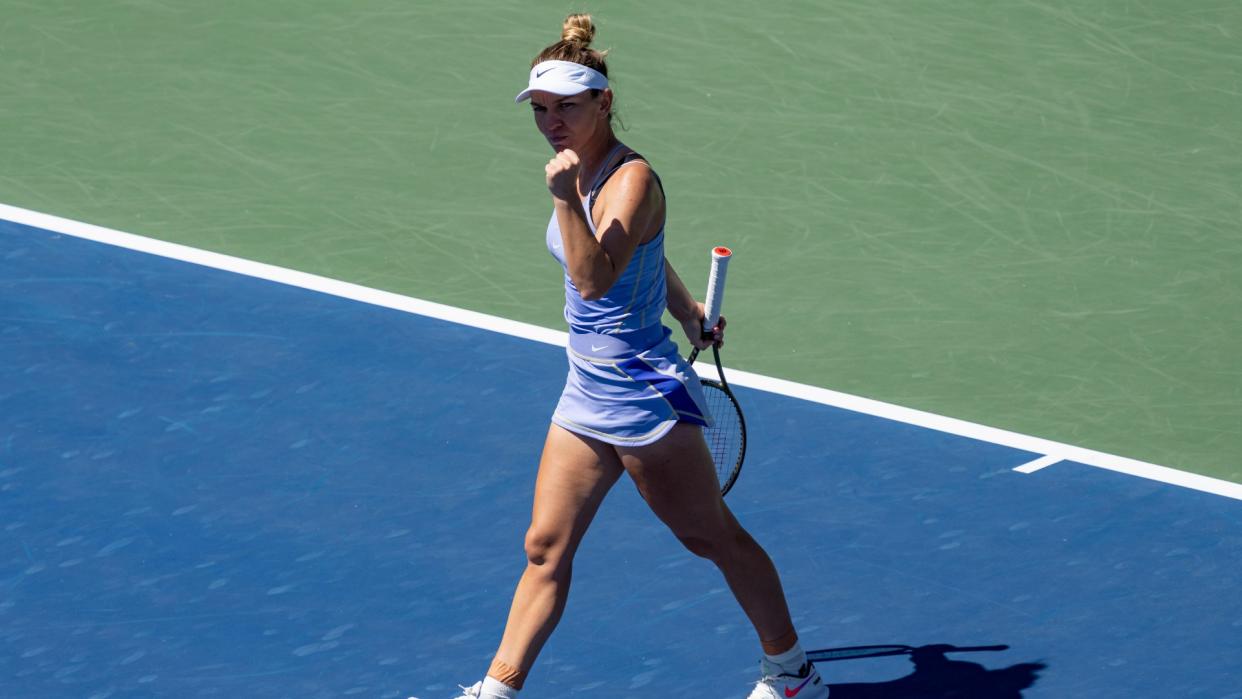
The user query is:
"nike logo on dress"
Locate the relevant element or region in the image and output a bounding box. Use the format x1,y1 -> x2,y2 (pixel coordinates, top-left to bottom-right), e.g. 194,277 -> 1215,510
784,674 -> 815,698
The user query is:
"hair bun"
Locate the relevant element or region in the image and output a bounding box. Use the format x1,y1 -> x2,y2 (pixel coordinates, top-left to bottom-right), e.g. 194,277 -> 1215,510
561,13 -> 596,46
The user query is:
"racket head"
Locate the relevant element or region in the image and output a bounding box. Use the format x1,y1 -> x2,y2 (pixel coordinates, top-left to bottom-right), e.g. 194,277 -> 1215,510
699,376 -> 746,496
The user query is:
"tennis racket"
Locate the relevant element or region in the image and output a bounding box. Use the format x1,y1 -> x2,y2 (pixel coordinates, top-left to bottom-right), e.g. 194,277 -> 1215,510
687,246 -> 746,497
806,644 -> 1009,663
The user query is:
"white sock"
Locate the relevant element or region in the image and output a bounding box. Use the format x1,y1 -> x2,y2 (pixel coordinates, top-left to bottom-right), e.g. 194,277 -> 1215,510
762,640 -> 808,676
479,677 -> 519,699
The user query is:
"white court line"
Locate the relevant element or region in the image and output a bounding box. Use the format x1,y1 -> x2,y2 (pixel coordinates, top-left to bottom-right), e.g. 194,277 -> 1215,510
3,202 -> 1240,502
1014,455 -> 1064,474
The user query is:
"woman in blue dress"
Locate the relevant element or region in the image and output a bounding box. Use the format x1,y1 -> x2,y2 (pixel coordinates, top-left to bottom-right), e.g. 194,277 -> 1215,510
451,14 -> 827,699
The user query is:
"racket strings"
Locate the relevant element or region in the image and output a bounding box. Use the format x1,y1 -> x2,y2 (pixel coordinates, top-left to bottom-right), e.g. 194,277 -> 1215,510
701,381 -> 744,484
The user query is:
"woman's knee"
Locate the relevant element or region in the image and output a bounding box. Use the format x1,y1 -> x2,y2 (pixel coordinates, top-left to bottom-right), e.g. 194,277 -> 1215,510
676,522 -> 752,563
676,533 -> 720,560
524,525 -> 571,570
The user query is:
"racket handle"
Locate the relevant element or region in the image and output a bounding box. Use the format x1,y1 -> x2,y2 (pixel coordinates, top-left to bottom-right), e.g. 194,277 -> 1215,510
701,246 -> 732,336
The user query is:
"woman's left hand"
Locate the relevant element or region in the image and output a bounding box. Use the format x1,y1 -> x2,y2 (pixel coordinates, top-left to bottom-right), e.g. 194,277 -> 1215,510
680,302 -> 725,351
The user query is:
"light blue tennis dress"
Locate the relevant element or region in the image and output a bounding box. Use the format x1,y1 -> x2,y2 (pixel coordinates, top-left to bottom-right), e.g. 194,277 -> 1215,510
548,146 -> 712,446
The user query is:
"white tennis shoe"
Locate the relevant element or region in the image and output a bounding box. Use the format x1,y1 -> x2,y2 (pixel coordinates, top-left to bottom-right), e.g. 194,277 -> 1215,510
448,683 -> 483,698
403,682 -> 483,699
746,662 -> 828,699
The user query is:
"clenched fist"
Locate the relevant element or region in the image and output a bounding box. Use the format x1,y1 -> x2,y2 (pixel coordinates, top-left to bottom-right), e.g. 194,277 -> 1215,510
545,149 -> 581,202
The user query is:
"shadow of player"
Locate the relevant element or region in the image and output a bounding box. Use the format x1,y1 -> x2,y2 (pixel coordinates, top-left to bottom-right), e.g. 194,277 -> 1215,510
822,644 -> 1047,698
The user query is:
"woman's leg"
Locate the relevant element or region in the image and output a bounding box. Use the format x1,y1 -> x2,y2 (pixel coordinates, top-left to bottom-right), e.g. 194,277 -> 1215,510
488,424 -> 625,687
615,423 -> 797,650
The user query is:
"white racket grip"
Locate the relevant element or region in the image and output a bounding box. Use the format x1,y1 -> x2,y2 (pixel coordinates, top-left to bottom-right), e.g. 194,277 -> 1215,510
701,246 -> 732,335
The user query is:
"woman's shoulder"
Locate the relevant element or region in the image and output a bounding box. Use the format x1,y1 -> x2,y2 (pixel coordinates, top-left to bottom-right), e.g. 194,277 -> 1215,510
595,150 -> 661,203
590,154 -> 666,243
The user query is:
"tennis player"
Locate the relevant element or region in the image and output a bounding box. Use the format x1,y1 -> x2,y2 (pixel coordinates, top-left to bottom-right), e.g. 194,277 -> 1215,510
449,15 -> 827,699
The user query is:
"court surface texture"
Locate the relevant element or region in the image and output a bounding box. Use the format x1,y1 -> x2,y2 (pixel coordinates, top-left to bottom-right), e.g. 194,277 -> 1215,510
3,2 -> 1240,697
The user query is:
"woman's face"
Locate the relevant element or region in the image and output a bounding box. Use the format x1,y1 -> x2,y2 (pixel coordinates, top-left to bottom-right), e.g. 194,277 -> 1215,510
529,89 -> 612,152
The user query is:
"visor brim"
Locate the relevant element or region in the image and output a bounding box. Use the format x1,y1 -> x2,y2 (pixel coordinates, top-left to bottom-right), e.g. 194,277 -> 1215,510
515,81 -> 595,103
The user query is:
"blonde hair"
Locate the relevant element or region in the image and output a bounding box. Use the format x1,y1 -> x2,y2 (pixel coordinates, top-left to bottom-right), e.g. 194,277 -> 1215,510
532,13 -> 609,77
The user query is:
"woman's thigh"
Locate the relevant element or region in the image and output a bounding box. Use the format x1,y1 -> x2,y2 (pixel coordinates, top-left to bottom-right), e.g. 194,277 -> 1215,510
614,422 -> 734,545
527,424 -> 626,561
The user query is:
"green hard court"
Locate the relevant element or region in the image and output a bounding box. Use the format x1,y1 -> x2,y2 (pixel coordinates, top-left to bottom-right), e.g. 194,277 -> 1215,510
3,0 -> 1239,484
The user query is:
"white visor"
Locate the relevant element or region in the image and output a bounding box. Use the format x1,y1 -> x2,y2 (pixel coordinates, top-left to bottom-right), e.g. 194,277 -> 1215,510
515,60 -> 609,103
